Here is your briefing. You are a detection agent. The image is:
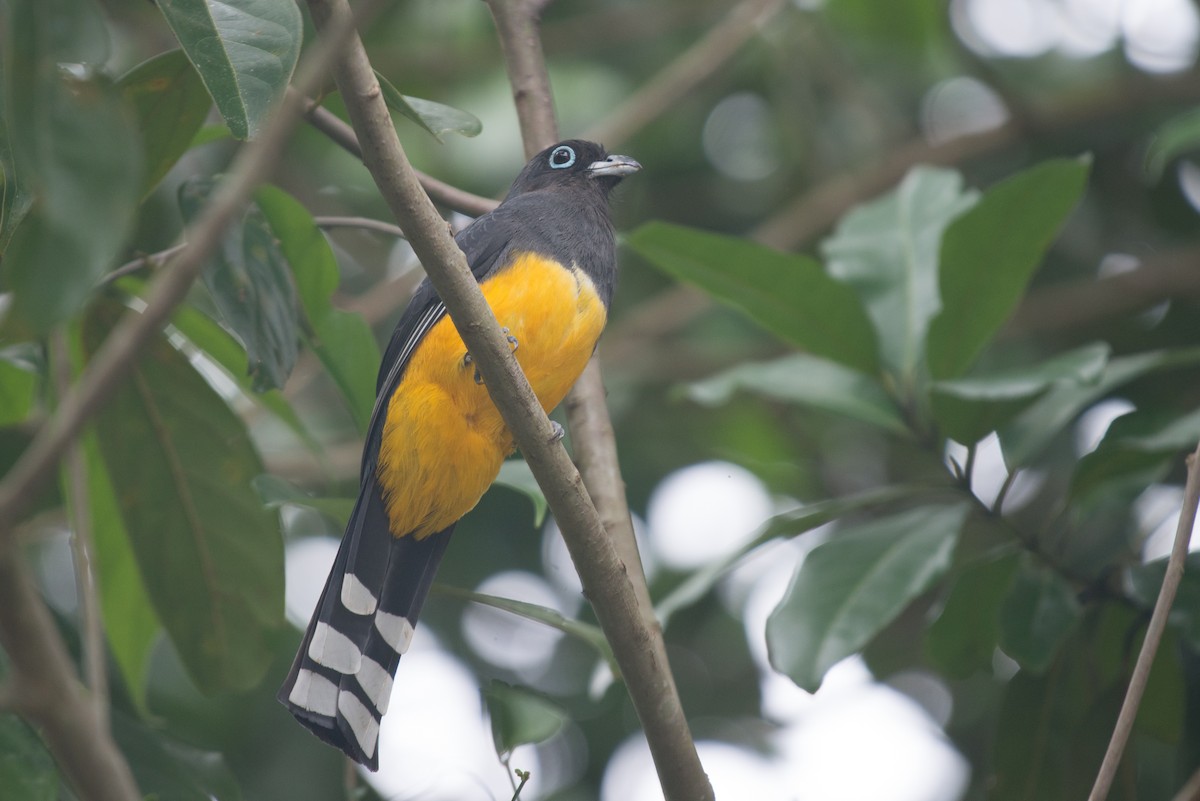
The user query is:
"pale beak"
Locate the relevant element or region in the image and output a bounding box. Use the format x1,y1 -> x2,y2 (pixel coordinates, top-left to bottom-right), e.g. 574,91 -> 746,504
586,154 -> 642,178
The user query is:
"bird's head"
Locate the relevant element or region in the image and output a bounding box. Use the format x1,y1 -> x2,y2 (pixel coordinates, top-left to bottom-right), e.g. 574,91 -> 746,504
505,140 -> 641,200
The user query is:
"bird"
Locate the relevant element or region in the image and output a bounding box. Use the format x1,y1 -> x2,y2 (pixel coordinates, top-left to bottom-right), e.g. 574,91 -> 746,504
278,139 -> 641,769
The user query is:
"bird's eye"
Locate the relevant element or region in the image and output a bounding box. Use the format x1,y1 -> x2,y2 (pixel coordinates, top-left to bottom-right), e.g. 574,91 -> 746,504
549,145 -> 576,169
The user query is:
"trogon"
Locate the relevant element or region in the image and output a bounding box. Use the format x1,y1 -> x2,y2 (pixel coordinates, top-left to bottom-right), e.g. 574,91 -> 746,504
278,140 -> 641,769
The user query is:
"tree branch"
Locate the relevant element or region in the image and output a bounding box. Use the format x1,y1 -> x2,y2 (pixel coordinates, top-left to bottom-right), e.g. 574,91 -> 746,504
296,92 -> 498,217
0,550 -> 139,801
1088,439 -> 1200,801
0,12 -> 370,801
584,0 -> 784,148
305,2 -> 711,798
484,0 -> 559,157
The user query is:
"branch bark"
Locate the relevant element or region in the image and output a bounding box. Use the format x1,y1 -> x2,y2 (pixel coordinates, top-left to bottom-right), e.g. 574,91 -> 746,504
1088,439 -> 1200,801
306,1 -> 711,798
484,0 -> 559,157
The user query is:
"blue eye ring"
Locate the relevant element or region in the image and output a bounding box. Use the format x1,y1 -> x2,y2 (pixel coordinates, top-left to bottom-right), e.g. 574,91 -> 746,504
549,145 -> 576,169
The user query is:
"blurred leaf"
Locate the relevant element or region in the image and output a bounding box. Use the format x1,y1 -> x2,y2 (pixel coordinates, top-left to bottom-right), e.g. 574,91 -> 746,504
766,503 -> 967,692
930,342 -> 1109,444
180,177 -> 301,392
1129,553 -> 1200,651
84,298 -> 283,695
495,459 -> 548,526
160,297 -> 321,456
482,681 -> 566,756
0,715 -> 58,801
252,474 -> 355,525
69,318 -> 161,712
998,557 -> 1082,673
1070,407 -> 1200,506
156,0 -> 301,140
628,222 -> 880,374
993,650 -> 1118,801
375,71 -> 483,141
822,167 -> 977,386
84,427 -> 161,714
0,98 -> 33,255
925,550 -> 1019,678
684,353 -> 908,434
255,185 -> 378,431
824,0 -> 946,54
927,157 -> 1090,379
112,711 -> 244,801
1145,106 -> 1200,180
0,347 -> 37,426
2,0 -> 141,333
191,123 -> 233,147
999,347 -> 1200,469
435,584 -> 618,677
656,485 -> 919,626
119,49 -> 212,198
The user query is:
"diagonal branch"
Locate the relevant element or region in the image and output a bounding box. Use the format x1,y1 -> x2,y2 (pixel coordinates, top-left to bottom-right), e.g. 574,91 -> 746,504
306,1 -> 711,798
584,0 -> 784,148
1088,439 -> 1200,801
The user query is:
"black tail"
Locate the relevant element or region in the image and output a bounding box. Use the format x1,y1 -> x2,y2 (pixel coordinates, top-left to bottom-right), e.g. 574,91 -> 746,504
278,477 -> 453,770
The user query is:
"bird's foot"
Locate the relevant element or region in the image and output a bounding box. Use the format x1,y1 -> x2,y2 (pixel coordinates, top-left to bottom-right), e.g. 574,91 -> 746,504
549,421 -> 565,442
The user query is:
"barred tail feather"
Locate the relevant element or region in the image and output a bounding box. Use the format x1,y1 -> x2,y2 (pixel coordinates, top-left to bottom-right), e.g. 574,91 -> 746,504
278,477 -> 454,770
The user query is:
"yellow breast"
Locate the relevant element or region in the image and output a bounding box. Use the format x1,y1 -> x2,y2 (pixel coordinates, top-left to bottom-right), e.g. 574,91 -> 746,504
376,252 -> 607,539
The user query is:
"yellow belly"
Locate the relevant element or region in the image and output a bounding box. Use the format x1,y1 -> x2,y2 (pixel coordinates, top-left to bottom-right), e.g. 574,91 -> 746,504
376,252 -> 607,539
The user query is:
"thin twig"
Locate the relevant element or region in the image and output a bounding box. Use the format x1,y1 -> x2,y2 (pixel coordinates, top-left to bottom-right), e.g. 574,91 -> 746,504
51,333 -> 108,730
104,242 -> 188,284
295,91 -> 498,217
1172,763 -> 1200,801
1088,439 -> 1200,801
993,469 -> 1019,516
314,215 -> 407,238
584,0 -> 785,147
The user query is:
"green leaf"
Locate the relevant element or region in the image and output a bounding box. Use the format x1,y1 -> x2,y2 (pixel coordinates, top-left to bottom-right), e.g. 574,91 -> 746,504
482,681 -> 566,756
821,167 -> 978,385
993,650 -> 1118,801
930,343 -> 1110,444
766,503 -> 967,691
1129,553 -> 1200,651
0,345 -> 37,426
119,50 -> 212,198
627,222 -> 880,374
156,0 -> 301,140
684,353 -> 908,434
84,428 -> 162,714
60,315 -> 164,713
494,459 -> 548,527
925,551 -> 1019,678
111,710 -> 244,801
83,298 -> 284,694
1145,106 -> 1200,180
999,347 -> 1200,469
0,715 -> 58,801
1071,407 -> 1200,506
180,177 -> 301,392
824,0 -> 946,54
375,71 -> 483,141
0,94 -> 34,255
254,185 -> 378,432
434,584 -> 618,677
927,157 -> 1090,379
251,474 -> 355,525
998,557 -> 1082,673
656,485 -> 919,626
2,0 -> 141,332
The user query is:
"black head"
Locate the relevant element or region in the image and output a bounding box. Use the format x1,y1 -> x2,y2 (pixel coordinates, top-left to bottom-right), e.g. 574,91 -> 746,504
505,139 -> 641,201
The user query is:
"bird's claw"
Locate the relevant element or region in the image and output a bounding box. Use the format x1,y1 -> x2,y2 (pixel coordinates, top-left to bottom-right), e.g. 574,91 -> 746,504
549,421 -> 565,442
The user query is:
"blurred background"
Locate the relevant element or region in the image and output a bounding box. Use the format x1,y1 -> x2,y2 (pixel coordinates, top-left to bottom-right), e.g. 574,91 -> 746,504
8,0 -> 1200,799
